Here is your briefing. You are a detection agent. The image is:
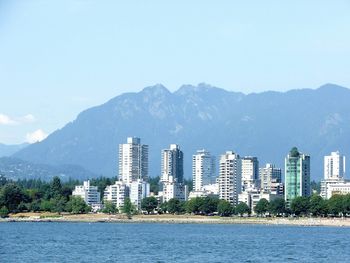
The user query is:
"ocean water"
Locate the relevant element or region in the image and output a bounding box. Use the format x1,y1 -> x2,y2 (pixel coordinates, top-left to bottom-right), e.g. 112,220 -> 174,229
0,222 -> 349,263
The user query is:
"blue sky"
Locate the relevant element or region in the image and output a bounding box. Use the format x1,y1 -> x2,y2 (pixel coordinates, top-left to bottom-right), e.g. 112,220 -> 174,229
1,0 -> 350,144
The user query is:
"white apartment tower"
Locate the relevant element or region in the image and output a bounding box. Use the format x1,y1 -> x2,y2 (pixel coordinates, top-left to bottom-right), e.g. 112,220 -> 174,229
161,144 -> 184,183
241,156 -> 259,191
161,144 -> 187,201
324,151 -> 345,180
321,151 -> 347,199
259,163 -> 282,194
218,151 -> 242,205
192,149 -> 216,191
119,137 -> 148,184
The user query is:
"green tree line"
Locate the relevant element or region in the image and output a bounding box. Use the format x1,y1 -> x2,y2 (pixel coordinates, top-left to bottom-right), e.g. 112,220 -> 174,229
0,175 -> 116,218
2,174 -> 350,219
141,194 -> 350,218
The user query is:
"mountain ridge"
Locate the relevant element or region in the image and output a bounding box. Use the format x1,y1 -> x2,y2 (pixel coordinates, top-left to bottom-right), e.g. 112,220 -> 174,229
13,83 -> 350,181
0,156 -> 96,181
0,143 -> 29,158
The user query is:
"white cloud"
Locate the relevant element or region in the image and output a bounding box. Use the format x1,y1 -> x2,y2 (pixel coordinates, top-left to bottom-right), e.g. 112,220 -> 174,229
0,113 -> 37,125
0,114 -> 17,125
26,129 -> 48,144
20,114 -> 36,123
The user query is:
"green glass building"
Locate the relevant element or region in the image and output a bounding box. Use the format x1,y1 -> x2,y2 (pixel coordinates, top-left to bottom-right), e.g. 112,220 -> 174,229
284,147 -> 311,206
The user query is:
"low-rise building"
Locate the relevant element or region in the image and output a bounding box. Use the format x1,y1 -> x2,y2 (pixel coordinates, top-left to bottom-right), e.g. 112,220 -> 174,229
188,183 -> 219,200
321,179 -> 350,199
129,180 -> 150,210
104,181 -> 128,209
162,176 -> 188,202
238,188 -> 281,214
72,180 -> 101,206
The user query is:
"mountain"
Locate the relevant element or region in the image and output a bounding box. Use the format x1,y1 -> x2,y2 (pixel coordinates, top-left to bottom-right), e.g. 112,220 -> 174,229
0,157 -> 97,181
13,83 -> 350,181
0,143 -> 28,157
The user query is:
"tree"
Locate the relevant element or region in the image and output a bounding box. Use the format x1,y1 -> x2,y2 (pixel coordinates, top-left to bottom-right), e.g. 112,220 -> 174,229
26,188 -> 43,202
290,196 -> 310,216
268,198 -> 286,216
103,201 -> 118,214
122,198 -> 136,218
29,200 -> 41,212
149,176 -> 160,195
61,186 -> 72,201
0,206 -> 9,218
310,181 -> 321,194
201,196 -> 219,215
327,195 -> 344,217
185,197 -> 204,214
235,202 -> 250,217
141,197 -> 158,214
342,194 -> 350,216
40,199 -> 53,212
167,198 -> 184,214
50,176 -> 62,198
51,197 -> 67,214
159,201 -> 168,214
0,175 -> 9,187
309,194 -> 327,217
254,198 -> 269,216
0,183 -> 28,212
17,201 -> 29,212
217,200 -> 233,217
66,196 -> 91,214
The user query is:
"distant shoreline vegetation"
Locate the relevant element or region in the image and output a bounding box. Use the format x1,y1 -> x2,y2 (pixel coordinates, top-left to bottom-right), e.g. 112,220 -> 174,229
0,175 -> 349,219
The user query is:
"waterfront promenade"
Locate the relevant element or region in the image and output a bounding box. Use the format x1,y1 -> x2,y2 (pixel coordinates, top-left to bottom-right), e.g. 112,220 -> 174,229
2,213 -> 350,227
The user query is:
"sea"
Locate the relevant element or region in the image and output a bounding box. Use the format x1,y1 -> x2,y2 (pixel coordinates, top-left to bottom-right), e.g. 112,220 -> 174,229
0,222 -> 349,262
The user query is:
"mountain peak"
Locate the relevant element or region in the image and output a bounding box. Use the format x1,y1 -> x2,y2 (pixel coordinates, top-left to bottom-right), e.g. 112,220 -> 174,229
318,83 -> 348,92
175,83 -> 226,96
141,84 -> 170,96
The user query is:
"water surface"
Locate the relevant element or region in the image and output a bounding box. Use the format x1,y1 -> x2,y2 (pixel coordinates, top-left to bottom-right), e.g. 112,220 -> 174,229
0,222 -> 349,262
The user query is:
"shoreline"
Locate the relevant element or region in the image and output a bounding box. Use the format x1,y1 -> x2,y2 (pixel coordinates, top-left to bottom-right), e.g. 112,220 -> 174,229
1,213 -> 350,227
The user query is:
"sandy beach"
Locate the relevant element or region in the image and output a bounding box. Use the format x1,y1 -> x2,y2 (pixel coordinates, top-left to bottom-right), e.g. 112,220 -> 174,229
1,213 -> 350,227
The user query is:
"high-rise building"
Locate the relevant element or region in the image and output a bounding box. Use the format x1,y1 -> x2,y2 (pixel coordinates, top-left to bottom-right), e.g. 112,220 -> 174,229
284,147 -> 311,206
160,144 -> 187,201
161,144 -> 184,183
72,180 -> 101,205
104,181 -> 128,209
241,156 -> 259,191
260,163 -> 282,194
324,151 -> 345,180
321,151 -> 347,199
192,149 -> 216,191
119,137 -> 148,184
218,151 -> 242,205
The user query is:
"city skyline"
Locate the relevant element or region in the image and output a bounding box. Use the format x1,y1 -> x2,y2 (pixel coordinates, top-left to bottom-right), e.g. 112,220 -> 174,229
1,2 -> 350,261
71,137 -> 350,215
